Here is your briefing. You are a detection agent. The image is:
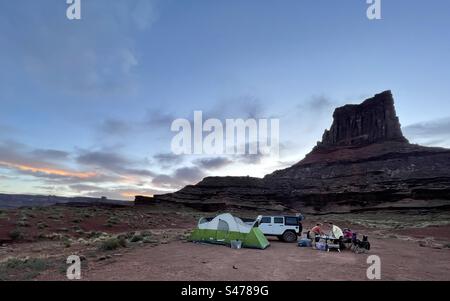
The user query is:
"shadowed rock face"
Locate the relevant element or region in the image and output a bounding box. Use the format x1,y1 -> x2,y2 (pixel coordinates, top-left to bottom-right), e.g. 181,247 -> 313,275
317,91 -> 408,148
143,91 -> 450,213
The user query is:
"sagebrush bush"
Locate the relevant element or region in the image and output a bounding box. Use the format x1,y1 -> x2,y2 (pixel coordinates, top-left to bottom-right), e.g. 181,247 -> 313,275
8,229 -> 23,241
99,237 -> 127,251
130,234 -> 144,243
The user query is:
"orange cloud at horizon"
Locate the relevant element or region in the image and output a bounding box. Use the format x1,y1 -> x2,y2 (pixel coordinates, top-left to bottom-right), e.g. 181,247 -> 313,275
0,161 -> 97,179
120,191 -> 153,199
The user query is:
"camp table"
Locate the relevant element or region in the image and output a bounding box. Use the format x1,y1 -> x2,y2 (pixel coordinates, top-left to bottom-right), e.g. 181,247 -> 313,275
318,235 -> 341,252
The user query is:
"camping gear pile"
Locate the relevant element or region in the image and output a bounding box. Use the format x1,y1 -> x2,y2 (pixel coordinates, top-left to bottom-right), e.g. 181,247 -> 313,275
299,226 -> 371,254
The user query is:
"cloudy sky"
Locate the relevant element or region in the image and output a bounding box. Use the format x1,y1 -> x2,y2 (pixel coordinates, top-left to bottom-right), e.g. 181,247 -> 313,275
1,0 -> 450,200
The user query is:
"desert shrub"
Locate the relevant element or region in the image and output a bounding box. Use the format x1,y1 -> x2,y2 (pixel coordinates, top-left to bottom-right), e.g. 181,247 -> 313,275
99,237 -> 127,251
63,239 -> 72,248
5,258 -> 48,270
0,257 -> 51,280
25,212 -> 36,218
123,232 -> 135,239
130,234 -> 144,243
86,231 -> 102,239
106,217 -> 120,225
8,229 -> 24,241
17,220 -> 30,227
37,222 -> 48,229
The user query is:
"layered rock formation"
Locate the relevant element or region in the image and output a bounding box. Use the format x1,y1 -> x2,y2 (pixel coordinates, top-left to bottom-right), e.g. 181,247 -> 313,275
142,91 -> 450,213
317,91 -> 408,148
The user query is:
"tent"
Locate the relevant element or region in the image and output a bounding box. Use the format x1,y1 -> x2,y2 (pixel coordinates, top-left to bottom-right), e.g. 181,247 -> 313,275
188,213 -> 270,249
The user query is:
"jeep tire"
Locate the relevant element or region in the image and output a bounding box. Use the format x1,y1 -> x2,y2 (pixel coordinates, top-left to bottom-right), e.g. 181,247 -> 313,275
282,230 -> 297,243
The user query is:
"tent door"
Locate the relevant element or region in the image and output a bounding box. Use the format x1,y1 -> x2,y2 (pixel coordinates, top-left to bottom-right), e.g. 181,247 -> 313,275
216,219 -> 230,242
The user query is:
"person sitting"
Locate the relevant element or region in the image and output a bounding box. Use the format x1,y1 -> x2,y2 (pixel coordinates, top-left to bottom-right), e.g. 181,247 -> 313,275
309,223 -> 324,248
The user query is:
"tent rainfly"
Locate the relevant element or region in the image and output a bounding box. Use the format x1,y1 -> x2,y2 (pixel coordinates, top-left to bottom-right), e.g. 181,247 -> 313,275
188,213 -> 270,249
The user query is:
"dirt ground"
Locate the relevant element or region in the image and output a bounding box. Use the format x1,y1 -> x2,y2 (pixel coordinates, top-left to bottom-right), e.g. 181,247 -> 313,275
69,237 -> 450,281
1,204 -> 449,281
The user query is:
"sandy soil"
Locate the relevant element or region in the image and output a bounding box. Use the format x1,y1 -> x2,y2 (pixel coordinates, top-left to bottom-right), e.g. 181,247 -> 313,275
53,231 -> 450,281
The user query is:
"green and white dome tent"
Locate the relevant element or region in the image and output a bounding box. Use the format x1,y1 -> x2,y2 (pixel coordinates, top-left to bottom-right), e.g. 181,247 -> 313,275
189,213 -> 270,249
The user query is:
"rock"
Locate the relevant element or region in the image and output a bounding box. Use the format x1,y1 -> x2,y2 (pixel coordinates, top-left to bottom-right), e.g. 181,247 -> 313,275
141,91 -> 450,214
317,91 -> 408,148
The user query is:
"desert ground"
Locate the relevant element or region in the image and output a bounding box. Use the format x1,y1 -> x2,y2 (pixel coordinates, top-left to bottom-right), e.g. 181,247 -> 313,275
0,204 -> 449,281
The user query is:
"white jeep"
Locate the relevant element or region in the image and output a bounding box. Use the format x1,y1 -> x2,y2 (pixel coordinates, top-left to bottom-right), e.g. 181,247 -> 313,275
256,214 -> 304,243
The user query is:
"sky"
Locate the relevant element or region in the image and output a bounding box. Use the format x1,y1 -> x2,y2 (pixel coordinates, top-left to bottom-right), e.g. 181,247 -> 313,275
0,0 -> 450,200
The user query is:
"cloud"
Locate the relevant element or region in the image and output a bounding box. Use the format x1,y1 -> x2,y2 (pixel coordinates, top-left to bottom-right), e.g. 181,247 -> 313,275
403,117 -> 450,148
153,152 -> 184,167
76,150 -> 156,177
29,149 -> 70,161
0,141 -> 154,188
0,141 -> 71,169
208,95 -> 266,119
99,119 -> 132,136
131,0 -> 160,31
0,161 -> 96,180
0,1 -> 159,95
235,153 -> 265,165
152,166 -> 205,189
0,141 -> 98,181
297,95 -> 335,115
403,118 -> 450,137
152,174 -> 178,188
76,151 -> 129,169
195,157 -> 232,170
69,184 -> 100,193
174,166 -> 205,183
145,109 -> 177,128
86,187 -> 165,200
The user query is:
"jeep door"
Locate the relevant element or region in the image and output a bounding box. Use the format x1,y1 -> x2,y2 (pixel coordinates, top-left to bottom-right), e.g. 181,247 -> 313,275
273,217 -> 285,235
258,216 -> 275,235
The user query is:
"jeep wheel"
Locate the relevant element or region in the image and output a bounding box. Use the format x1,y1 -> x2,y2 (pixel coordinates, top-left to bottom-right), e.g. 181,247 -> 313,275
282,231 -> 297,243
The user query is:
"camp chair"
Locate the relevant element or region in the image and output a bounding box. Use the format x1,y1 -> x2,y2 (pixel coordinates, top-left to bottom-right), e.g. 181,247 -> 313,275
351,234 -> 371,254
